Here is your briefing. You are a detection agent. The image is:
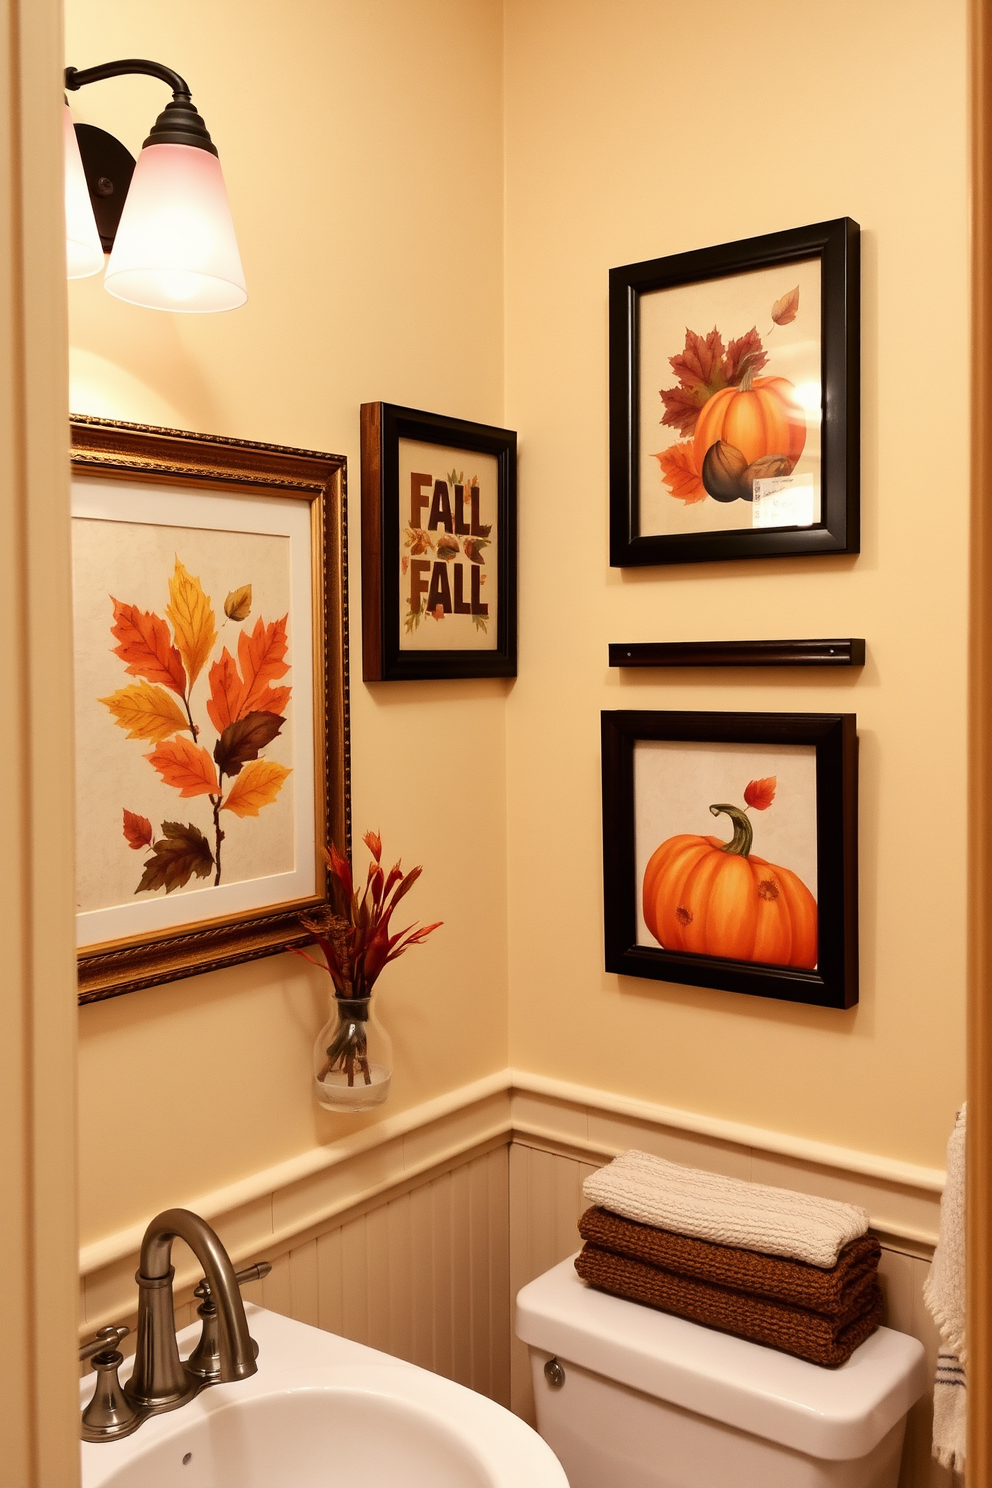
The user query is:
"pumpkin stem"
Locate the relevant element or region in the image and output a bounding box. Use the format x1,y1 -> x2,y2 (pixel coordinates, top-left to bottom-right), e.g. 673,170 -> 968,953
710,803 -> 753,857
737,354 -> 758,392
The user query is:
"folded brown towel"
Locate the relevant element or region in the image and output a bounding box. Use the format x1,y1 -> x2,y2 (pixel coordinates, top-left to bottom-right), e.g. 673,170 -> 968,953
574,1244 -> 883,1367
579,1206 -> 881,1316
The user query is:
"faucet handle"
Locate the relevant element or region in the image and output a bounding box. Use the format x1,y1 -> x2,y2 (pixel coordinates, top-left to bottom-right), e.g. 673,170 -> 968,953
193,1261 -> 272,1308
80,1326 -> 140,1442
235,1261 -> 272,1289
185,1262 -> 270,1381
79,1325 -> 129,1363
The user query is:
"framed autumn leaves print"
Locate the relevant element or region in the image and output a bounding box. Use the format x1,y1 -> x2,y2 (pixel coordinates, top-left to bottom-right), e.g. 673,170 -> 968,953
70,417 -> 348,1002
360,403 -> 517,680
601,711 -> 859,1009
609,218 -> 860,566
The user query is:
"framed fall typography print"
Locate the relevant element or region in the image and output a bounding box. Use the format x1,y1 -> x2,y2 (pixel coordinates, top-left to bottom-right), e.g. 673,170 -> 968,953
360,402 -> 517,680
601,711 -> 858,1009
70,417 -> 349,1003
609,217 -> 860,566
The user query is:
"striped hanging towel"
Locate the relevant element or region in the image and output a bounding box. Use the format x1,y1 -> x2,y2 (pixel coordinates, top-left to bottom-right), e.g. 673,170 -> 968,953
923,1104 -> 966,1474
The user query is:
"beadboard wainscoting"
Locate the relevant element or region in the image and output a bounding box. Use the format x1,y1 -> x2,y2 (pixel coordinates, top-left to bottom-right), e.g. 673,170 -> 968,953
79,1071 -> 949,1487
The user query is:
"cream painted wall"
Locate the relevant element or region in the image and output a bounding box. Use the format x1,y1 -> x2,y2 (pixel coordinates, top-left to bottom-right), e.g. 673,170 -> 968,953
503,0 -> 968,1169
70,0 -> 970,1255
67,0 -> 509,1245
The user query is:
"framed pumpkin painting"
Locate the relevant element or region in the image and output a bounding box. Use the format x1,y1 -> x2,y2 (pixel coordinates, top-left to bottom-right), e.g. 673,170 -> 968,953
601,711 -> 858,1009
360,402 -> 517,680
70,417 -> 349,1003
609,218 -> 860,566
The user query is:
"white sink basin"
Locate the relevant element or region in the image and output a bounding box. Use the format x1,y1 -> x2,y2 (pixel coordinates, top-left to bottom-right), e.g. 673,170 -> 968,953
80,1304 -> 568,1488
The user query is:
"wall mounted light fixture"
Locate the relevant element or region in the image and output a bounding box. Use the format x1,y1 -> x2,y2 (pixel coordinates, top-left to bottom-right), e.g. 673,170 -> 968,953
64,58 -> 247,313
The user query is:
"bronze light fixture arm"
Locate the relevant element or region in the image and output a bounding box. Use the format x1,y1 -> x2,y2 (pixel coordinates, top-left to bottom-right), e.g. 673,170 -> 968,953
65,58 -> 193,101
64,58 -> 218,157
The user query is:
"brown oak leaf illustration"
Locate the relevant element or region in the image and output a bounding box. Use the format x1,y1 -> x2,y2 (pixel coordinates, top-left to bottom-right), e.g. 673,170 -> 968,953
404,528 -> 434,556
771,286 -> 800,326
136,821 -> 214,894
213,711 -> 285,778
224,584 -> 252,622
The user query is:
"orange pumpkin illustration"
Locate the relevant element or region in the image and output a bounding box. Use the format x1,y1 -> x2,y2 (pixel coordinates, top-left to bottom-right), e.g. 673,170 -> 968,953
642,798 -> 817,968
693,371 -> 806,484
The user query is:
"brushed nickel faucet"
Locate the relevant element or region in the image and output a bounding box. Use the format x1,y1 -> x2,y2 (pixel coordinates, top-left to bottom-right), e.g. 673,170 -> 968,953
80,1207 -> 270,1443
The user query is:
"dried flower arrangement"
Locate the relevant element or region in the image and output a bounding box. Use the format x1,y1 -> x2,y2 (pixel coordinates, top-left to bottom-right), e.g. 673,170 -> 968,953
294,830 -> 442,996
294,832 -> 442,1099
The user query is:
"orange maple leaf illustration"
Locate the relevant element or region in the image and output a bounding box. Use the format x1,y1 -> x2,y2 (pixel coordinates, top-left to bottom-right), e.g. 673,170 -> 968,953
166,558 -> 217,688
246,683 -> 291,717
724,327 -> 768,385
744,776 -> 777,811
237,615 -> 290,716
122,809 -> 153,850
145,737 -> 220,797
669,326 -> 727,392
110,600 -> 187,697
206,634 -> 292,735
654,442 -> 706,504
221,758 -> 291,818
206,649 -> 244,734
99,680 -> 191,741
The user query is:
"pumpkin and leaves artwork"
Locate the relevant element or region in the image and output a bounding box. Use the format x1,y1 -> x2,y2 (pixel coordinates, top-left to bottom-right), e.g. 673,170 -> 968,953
641,775 -> 818,969
652,285 -> 811,509
99,558 -> 292,895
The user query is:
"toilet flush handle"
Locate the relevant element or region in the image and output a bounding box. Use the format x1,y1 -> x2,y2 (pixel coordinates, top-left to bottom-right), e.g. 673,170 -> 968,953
544,1356 -> 566,1389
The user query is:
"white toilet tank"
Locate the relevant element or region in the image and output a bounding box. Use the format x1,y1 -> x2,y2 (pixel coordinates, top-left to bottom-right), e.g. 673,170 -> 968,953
516,1258 -> 928,1488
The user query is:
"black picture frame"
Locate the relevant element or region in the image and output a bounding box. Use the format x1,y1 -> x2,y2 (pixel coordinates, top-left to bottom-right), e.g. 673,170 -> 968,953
609,217 -> 860,567
601,710 -> 858,1009
361,402 -> 517,680
608,638 -> 866,669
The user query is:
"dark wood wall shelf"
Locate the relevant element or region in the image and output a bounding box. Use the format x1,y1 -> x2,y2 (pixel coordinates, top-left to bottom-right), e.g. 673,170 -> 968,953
609,639 -> 866,669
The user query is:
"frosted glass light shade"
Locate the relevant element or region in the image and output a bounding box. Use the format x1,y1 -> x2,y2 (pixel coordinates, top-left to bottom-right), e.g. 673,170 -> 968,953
64,103 -> 104,278
104,143 -> 247,313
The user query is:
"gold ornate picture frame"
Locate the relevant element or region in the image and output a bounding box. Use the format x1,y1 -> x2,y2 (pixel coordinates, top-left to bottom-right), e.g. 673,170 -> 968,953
71,417 -> 349,1003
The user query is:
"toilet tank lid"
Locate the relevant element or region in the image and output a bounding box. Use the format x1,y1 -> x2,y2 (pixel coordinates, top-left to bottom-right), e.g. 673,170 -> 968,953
515,1258 -> 927,1462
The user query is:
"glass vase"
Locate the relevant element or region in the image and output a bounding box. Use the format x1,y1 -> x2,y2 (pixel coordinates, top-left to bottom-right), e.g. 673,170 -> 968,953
312,995 -> 392,1111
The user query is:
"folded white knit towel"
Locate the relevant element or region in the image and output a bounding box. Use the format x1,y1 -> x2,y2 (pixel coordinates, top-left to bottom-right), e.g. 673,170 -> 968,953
583,1149 -> 870,1268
